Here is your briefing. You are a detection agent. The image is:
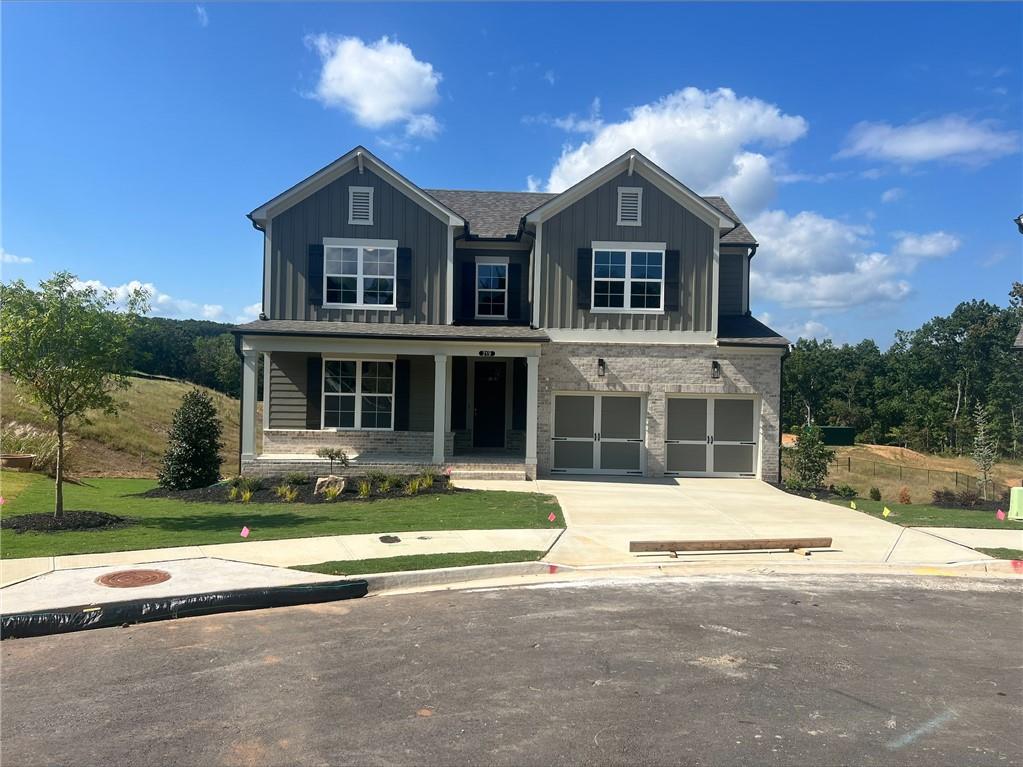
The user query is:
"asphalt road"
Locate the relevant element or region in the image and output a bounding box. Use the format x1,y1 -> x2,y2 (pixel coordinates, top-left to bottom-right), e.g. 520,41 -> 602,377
2,575 -> 1021,766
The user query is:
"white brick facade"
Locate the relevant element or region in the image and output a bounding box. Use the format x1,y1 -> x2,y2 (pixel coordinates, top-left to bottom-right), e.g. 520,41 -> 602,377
263,429 -> 453,458
536,341 -> 782,480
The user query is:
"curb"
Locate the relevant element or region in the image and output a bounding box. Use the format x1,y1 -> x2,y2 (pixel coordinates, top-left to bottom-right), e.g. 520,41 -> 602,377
361,561 -> 552,592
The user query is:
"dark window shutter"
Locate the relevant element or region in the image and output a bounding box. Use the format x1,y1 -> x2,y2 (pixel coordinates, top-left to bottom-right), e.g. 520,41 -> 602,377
396,247 -> 413,309
664,250 -> 681,312
458,261 -> 476,322
512,358 -> 526,430
507,263 -> 522,321
308,244 -> 324,307
305,356 -> 323,429
394,358 -> 411,430
576,248 -> 592,310
451,357 -> 467,429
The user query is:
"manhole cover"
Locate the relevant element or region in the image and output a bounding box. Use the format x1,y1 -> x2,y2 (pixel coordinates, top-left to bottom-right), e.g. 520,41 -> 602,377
95,569 -> 171,588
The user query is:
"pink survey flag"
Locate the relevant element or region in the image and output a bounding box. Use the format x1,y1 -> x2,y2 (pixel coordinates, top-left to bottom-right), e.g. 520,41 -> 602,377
996,509 -> 1006,521
0,496 -> 6,506
240,526 -> 251,538
548,512 -> 557,522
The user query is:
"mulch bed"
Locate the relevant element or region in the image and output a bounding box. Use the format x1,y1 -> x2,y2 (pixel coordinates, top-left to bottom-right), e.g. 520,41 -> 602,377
0,511 -> 134,534
139,474 -> 456,504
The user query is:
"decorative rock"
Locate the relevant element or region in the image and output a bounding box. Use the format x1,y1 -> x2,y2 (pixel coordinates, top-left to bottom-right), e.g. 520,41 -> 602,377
314,475 -> 346,495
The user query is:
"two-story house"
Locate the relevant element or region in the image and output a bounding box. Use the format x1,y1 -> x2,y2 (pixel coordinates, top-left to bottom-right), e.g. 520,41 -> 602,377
233,146 -> 789,481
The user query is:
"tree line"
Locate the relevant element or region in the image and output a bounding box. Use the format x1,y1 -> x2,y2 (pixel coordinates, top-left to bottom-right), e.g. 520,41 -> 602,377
130,317 -> 241,397
782,283 -> 1023,458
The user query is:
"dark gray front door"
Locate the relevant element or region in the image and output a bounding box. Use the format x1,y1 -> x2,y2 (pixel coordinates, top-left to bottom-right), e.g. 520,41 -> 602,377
473,361 -> 506,448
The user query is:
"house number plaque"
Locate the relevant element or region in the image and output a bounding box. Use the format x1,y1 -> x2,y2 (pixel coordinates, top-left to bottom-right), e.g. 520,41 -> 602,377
477,350 -> 496,357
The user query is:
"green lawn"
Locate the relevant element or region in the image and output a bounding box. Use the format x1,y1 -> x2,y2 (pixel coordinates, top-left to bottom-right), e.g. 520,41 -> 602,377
0,470 -> 37,502
976,548 -> 1023,561
0,472 -> 563,559
829,497 -> 1023,530
294,550 -> 546,576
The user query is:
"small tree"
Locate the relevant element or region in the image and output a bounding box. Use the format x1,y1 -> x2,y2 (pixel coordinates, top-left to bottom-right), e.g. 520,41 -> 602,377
0,273 -> 149,516
159,389 -> 224,490
316,446 -> 349,474
785,424 -> 836,490
972,402 -> 997,500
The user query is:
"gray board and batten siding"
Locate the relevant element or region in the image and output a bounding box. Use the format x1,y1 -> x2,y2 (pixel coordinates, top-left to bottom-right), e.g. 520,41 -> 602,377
267,166 -> 449,324
537,170 -> 716,332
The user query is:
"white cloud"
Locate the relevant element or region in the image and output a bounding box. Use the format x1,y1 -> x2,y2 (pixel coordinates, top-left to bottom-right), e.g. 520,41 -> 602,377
0,248 -> 32,264
525,175 -> 542,193
880,187 -> 905,203
306,34 -> 442,137
532,87 -> 807,218
749,210 -> 912,310
838,115 -> 1018,166
892,230 -> 961,259
234,302 -> 262,324
73,278 -> 237,322
195,5 -> 208,27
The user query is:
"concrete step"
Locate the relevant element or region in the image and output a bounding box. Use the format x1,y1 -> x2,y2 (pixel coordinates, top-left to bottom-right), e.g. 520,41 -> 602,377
448,469 -> 528,481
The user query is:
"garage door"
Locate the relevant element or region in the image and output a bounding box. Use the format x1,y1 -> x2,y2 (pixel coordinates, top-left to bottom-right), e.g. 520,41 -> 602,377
665,396 -> 758,477
552,394 -> 644,475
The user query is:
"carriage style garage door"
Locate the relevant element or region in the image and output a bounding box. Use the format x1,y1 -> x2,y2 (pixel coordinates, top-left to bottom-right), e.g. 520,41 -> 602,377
665,396 -> 759,477
551,393 -> 644,475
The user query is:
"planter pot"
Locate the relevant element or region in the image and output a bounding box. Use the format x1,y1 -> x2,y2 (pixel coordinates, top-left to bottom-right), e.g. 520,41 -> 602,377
1,454 -> 36,471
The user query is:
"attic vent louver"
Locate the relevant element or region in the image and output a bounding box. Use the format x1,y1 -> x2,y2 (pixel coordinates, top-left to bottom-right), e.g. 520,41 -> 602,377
349,186 -> 374,225
617,187 -> 642,226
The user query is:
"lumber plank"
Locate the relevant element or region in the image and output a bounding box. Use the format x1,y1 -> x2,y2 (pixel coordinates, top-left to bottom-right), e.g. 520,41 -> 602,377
629,537 -> 833,553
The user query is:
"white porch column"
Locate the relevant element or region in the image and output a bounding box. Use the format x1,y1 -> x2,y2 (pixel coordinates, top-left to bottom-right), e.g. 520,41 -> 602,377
241,349 -> 259,458
433,353 -> 448,464
525,355 -> 539,469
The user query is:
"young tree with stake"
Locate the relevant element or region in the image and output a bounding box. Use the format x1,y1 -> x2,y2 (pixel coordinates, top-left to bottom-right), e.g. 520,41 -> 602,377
0,273 -> 149,516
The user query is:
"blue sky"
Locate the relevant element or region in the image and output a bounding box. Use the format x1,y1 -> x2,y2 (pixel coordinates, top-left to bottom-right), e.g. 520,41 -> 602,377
3,2 -> 1021,344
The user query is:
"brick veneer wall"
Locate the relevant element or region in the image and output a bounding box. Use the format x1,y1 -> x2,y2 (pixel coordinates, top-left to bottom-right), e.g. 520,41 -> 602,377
536,342 -> 783,480
263,429 -> 454,458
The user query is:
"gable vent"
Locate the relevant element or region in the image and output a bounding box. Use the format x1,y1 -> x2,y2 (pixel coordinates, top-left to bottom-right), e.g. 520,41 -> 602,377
617,187 -> 642,226
348,186 -> 374,225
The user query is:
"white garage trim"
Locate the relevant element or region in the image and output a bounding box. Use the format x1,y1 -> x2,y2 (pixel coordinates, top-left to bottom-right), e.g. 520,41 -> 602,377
550,392 -> 646,476
664,394 -> 761,478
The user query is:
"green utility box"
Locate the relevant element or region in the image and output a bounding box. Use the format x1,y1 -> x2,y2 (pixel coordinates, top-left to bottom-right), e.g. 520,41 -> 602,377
1009,487 -> 1023,520
819,426 -> 856,446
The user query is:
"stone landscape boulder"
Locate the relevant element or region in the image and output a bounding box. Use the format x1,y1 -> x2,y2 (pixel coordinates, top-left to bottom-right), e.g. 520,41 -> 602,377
314,475 -> 346,495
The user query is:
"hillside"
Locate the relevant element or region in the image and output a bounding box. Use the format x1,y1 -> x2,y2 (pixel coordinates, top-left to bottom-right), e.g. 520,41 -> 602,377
1,374 -> 261,478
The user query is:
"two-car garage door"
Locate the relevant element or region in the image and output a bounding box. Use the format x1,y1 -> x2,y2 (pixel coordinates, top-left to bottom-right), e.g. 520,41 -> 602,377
551,393 -> 759,477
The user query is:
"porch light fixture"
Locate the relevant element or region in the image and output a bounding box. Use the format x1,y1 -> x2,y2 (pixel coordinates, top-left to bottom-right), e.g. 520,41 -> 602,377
711,360 -> 722,379
597,358 -> 606,377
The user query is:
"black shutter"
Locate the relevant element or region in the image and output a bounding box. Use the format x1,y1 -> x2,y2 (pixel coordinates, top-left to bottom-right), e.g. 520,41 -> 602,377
396,247 -> 413,309
512,358 -> 527,430
458,261 -> 476,322
576,248 -> 592,310
394,358 -> 410,430
451,357 -> 467,429
664,250 -> 681,312
507,263 -> 522,321
308,244 -> 324,307
305,356 -> 323,429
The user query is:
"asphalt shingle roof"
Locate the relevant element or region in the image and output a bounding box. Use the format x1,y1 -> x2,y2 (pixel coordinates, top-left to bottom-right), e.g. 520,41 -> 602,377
425,189 -> 757,245
716,314 -> 790,347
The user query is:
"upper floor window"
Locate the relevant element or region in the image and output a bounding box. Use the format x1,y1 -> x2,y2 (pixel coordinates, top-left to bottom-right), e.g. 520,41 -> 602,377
323,239 -> 397,309
592,242 -> 664,313
475,257 -> 508,319
322,359 -> 394,430
348,186 -> 374,225
617,187 -> 642,226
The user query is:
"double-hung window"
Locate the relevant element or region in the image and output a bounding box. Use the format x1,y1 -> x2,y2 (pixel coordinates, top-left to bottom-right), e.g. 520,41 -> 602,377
322,359 -> 394,430
475,257 -> 508,319
323,239 -> 397,309
592,242 -> 665,312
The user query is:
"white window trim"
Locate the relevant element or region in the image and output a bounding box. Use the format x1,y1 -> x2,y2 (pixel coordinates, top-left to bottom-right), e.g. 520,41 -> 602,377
616,186 -> 643,227
590,241 -> 666,315
348,186 -> 374,226
321,356 -> 397,432
322,237 -> 398,310
474,256 -> 510,320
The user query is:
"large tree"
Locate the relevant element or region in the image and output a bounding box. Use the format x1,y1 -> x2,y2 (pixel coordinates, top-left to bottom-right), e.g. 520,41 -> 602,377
0,272 -> 149,515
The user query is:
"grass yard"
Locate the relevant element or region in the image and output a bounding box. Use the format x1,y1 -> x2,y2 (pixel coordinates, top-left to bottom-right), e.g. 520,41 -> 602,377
828,497 -> 1023,530
976,548 -> 1023,561
294,550 -> 546,576
0,472 -> 563,559
0,471 -> 37,503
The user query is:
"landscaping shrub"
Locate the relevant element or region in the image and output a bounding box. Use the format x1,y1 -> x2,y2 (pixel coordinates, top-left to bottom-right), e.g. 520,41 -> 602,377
229,476 -> 261,493
273,484 -> 299,502
404,477 -> 422,496
284,472 -> 309,486
420,472 -> 435,490
316,447 -> 349,474
239,488 -> 254,503
783,425 -> 835,490
833,483 -> 857,500
0,423 -> 68,477
357,479 -> 372,498
898,486 -> 912,505
869,487 -> 882,502
323,485 -> 343,501
955,489 -> 981,509
932,488 -> 956,507
158,389 -> 224,490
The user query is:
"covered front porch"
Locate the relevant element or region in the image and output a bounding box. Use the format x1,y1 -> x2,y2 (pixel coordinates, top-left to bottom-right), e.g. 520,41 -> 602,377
236,322 -> 546,479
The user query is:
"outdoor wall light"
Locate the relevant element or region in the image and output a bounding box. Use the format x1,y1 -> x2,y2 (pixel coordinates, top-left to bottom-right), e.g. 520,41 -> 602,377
711,360 -> 722,379
597,358 -> 606,377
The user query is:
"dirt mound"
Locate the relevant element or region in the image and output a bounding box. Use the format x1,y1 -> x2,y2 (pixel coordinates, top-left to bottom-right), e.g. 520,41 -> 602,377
0,511 -> 133,533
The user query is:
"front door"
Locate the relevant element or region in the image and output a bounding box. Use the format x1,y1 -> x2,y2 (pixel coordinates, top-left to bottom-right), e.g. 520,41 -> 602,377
473,361 -> 506,448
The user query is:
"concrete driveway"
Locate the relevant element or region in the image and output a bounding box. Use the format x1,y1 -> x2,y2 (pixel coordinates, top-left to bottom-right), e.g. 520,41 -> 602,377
537,477 -> 984,567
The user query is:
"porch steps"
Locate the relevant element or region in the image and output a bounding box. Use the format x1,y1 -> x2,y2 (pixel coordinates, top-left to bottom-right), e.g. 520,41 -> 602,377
448,468 -> 529,481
